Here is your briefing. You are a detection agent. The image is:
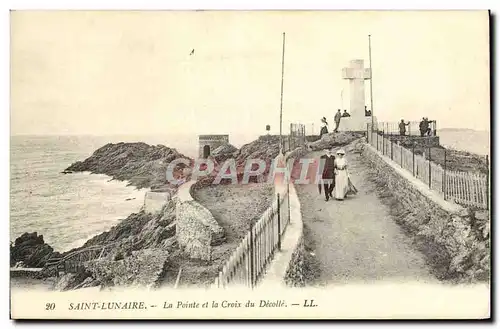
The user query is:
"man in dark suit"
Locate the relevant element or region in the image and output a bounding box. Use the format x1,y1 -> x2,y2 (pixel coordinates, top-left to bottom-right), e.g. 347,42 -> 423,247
319,148 -> 336,201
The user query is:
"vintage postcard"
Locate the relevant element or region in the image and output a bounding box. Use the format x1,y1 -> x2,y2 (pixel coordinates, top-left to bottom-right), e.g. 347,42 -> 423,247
9,10 -> 491,320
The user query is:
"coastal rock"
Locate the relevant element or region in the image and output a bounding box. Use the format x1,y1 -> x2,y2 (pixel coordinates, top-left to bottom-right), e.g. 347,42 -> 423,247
235,135 -> 280,170
63,199 -> 178,264
73,277 -> 99,290
10,232 -> 60,268
84,248 -> 169,289
211,143 -> 238,163
54,273 -> 76,291
64,142 -> 193,189
161,236 -> 178,252
306,132 -> 365,152
192,135 -> 282,189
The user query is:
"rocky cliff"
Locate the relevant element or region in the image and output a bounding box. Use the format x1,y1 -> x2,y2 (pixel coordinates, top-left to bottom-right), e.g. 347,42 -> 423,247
53,200 -> 179,290
306,132 -> 365,151
64,142 -> 193,190
65,200 -> 178,257
193,135 -> 281,189
211,143 -> 238,164
10,232 -> 62,268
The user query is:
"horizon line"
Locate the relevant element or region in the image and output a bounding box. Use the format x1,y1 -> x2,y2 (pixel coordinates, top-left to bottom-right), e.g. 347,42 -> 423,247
9,127 -> 491,137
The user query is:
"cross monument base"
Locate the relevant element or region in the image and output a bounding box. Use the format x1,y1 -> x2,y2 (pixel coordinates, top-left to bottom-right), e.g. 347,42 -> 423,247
336,116 -> 378,132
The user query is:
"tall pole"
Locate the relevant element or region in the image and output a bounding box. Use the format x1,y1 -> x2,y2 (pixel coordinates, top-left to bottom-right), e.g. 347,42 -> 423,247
341,89 -> 344,111
279,32 -> 286,153
368,34 -> 374,131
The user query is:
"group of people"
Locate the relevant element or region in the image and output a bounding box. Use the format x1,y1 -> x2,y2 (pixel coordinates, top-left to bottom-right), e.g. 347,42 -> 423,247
419,117 -> 436,137
319,109 -> 349,137
318,147 -> 358,201
318,106 -> 372,138
398,117 -> 436,137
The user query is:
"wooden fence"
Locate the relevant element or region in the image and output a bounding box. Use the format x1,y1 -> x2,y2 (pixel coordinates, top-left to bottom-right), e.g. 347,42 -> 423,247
212,184 -> 291,288
368,131 -> 489,209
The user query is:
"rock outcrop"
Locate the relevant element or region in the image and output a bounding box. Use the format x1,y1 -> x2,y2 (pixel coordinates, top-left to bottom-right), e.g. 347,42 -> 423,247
83,248 -> 170,289
64,142 -> 193,189
193,135 -> 281,189
51,200 -> 179,290
306,132 -> 365,151
234,135 -> 281,169
211,143 -> 238,163
64,200 -> 178,258
10,232 -> 61,268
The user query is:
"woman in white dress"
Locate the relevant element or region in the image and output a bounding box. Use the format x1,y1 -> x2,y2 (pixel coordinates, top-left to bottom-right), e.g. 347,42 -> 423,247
334,149 -> 349,200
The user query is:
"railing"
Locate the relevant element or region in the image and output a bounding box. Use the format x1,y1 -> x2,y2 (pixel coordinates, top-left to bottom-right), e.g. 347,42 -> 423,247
212,184 -> 291,288
375,120 -> 437,137
289,123 -> 306,151
45,243 -> 117,276
367,129 -> 489,210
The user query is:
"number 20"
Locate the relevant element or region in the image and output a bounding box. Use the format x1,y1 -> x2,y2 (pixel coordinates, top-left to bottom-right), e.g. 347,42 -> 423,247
45,303 -> 55,311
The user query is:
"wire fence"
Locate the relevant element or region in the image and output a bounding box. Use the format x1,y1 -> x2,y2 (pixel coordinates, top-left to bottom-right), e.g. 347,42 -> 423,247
367,127 -> 489,210
212,184 -> 291,288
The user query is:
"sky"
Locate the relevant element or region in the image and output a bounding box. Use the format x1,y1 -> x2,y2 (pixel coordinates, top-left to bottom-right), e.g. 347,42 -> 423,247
10,10 -> 490,140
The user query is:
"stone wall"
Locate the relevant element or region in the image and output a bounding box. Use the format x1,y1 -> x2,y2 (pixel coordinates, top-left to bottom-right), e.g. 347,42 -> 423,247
362,143 -> 490,283
198,135 -> 229,158
283,237 -> 305,287
175,181 -> 225,261
386,135 -> 440,148
144,191 -> 171,214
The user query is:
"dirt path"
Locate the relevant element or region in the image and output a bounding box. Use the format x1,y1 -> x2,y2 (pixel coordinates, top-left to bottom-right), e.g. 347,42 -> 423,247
295,150 -> 438,285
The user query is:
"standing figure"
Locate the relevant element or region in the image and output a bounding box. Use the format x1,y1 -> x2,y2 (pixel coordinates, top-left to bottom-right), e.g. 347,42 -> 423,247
319,117 -> 329,138
334,109 -> 342,132
318,148 -> 336,201
399,119 -> 410,136
365,106 -> 372,116
426,118 -> 435,136
333,149 -> 352,200
419,117 -> 429,137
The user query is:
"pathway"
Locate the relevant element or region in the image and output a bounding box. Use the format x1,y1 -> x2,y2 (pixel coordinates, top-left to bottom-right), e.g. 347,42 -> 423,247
295,149 -> 438,285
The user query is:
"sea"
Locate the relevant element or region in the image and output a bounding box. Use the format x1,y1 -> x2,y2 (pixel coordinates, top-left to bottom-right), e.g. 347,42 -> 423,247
9,133 -> 256,253
9,130 -> 489,253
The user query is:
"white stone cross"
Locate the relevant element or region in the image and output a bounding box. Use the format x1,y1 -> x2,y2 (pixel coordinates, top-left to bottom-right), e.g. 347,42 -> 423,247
342,59 -> 371,120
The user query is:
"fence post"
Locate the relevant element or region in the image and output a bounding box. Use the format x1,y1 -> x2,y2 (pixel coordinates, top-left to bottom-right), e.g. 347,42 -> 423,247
382,127 -> 385,155
376,130 -> 379,151
277,193 -> 281,251
428,147 -> 432,188
249,228 -> 254,288
412,142 -> 415,176
391,140 -> 393,160
443,149 -> 447,199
